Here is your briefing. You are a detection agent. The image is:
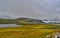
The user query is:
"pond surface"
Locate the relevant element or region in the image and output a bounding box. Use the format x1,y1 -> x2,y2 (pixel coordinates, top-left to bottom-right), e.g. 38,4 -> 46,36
0,24 -> 21,28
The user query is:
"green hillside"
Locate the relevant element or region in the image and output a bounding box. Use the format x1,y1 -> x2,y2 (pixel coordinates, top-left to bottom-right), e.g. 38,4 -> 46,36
16,18 -> 44,25
0,19 -> 17,24
0,18 -> 44,24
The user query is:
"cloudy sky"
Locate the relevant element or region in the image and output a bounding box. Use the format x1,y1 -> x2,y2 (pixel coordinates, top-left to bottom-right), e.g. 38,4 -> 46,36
0,0 -> 60,20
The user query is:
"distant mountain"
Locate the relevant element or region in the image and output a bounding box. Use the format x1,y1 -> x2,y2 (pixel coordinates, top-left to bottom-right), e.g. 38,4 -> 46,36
43,19 -> 48,21
16,17 -> 31,20
16,17 -> 44,24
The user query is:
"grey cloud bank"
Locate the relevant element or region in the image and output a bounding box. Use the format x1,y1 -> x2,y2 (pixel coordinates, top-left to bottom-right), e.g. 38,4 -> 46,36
0,0 -> 60,20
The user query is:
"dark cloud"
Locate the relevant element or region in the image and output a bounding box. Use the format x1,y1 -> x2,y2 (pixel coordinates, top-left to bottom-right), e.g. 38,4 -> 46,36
0,0 -> 60,20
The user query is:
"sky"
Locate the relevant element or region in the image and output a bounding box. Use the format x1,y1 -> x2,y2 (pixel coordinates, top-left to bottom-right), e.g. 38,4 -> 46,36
0,0 -> 60,20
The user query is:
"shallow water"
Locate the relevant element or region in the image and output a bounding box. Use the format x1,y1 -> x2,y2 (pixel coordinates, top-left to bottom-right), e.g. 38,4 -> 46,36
0,24 -> 20,27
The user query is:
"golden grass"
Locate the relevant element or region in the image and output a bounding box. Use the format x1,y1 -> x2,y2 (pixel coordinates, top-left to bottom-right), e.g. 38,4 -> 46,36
0,24 -> 60,38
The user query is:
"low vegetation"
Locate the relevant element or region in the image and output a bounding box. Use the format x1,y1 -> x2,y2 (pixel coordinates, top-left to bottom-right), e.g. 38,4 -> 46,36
0,24 -> 60,38
0,18 -> 60,38
0,19 -> 17,24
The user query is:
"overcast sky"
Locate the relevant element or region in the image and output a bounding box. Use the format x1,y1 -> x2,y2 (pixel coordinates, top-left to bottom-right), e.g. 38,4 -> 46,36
0,0 -> 60,20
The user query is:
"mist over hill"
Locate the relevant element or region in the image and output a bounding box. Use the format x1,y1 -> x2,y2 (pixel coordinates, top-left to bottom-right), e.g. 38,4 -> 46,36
0,0 -> 60,20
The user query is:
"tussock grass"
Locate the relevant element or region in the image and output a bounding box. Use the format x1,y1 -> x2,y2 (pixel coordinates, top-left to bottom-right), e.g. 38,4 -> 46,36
0,24 -> 60,38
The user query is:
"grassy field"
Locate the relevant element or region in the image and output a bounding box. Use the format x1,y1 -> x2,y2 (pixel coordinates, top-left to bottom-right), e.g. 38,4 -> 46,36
0,24 -> 60,38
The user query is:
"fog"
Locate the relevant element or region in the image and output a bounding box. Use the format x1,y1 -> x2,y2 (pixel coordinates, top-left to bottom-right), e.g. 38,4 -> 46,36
0,0 -> 60,20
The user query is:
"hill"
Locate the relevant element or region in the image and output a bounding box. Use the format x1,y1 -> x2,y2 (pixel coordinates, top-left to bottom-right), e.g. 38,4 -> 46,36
0,17 -> 44,24
16,17 -> 44,25
0,19 -> 17,24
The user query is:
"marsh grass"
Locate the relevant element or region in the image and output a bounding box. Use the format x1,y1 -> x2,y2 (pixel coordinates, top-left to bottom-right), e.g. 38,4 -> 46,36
0,24 -> 60,38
